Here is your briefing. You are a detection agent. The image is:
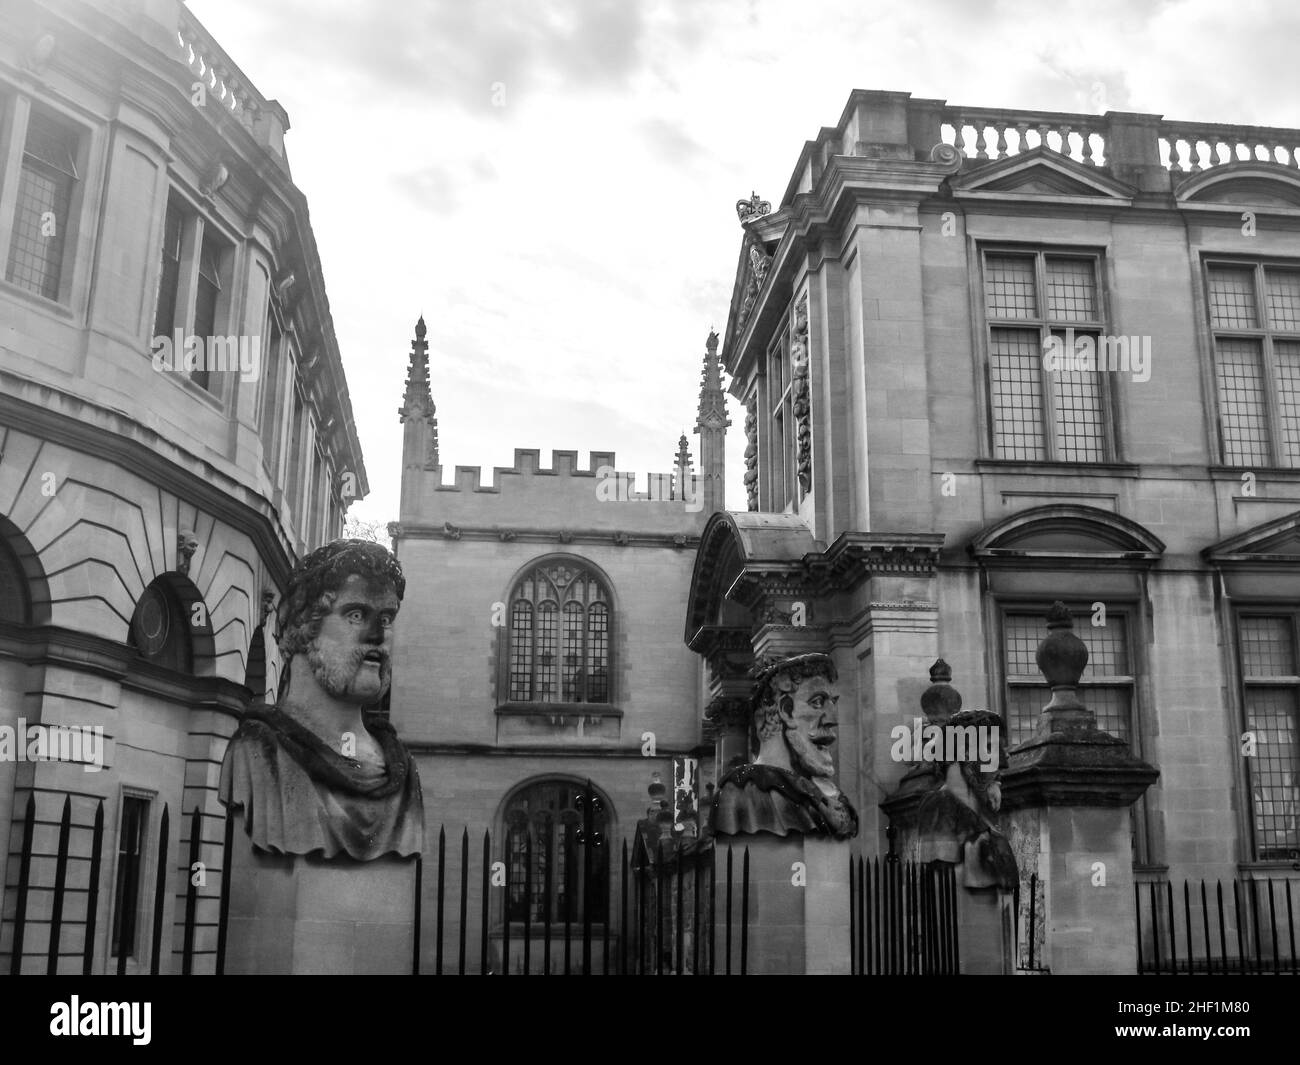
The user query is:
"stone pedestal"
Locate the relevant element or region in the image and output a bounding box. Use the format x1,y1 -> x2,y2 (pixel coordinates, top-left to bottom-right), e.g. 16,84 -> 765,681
224,835 -> 418,975
999,601 -> 1159,975
718,833 -> 850,975
955,886 -> 1013,974
1015,805 -> 1140,975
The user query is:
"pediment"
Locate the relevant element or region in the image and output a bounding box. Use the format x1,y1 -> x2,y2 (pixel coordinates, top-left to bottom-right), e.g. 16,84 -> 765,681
951,148 -> 1136,202
1176,163 -> 1300,210
970,504 -> 1164,561
1204,510 -> 1300,563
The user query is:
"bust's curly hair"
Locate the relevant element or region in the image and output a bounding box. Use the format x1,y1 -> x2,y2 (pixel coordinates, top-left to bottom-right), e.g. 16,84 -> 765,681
749,653 -> 837,750
275,539 -> 405,668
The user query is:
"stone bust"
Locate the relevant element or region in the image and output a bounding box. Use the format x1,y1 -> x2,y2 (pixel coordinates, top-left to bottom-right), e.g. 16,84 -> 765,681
218,539 -> 424,860
710,653 -> 858,840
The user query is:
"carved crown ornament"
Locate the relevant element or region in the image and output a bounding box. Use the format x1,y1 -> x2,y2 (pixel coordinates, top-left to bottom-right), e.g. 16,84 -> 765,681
735,190 -> 772,225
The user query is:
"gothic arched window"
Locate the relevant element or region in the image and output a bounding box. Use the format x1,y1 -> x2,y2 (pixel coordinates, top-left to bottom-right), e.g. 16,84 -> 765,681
507,561 -> 611,704
503,780 -> 609,926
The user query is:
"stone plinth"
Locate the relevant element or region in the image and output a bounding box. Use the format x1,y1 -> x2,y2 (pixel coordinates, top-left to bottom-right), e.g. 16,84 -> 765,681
999,602 -> 1159,975
715,833 -> 850,975
955,884 -> 1013,974
1008,804 -> 1139,975
224,835 -> 418,975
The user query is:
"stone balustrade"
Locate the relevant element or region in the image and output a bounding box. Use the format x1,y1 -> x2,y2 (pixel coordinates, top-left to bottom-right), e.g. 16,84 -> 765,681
942,107 -> 1108,167
1158,121 -> 1300,172
937,103 -> 1300,177
174,7 -> 287,158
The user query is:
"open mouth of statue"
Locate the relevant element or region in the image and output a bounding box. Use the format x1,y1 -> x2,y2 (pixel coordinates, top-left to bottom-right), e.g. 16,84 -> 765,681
360,650 -> 385,666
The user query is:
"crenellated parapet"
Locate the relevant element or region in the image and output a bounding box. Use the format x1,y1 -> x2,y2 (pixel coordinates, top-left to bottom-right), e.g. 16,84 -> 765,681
401,448 -> 707,537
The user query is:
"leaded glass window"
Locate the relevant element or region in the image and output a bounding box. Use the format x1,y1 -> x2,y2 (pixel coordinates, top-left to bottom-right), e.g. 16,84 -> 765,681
507,562 -> 611,704
503,781 -> 608,926
983,250 -> 1110,462
1208,263 -> 1300,467
1237,614 -> 1300,860
6,109 -> 79,301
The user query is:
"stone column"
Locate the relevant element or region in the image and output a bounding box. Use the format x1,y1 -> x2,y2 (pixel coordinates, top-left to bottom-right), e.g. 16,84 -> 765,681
1001,602 -> 1159,975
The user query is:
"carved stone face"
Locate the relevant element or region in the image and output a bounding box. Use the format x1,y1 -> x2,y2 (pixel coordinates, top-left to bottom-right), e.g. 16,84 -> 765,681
781,674 -> 839,779
304,573 -> 399,703
177,531 -> 199,558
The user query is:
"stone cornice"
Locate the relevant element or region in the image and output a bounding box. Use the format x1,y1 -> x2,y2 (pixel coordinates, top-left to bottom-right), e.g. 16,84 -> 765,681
1001,726 -> 1159,809
390,522 -> 698,550
0,621 -> 250,716
813,531 -> 946,589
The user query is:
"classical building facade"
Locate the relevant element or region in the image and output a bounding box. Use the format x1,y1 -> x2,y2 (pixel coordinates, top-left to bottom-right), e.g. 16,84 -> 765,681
390,318 -> 726,972
689,89 -> 1300,902
0,0 -> 364,972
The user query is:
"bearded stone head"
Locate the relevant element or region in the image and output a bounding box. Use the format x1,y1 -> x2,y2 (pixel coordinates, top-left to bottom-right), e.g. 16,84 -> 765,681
276,539 -> 405,706
751,653 -> 841,781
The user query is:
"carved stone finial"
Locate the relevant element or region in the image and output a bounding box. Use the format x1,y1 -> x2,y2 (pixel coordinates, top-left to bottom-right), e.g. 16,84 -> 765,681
415,314 -> 427,339
1036,601 -> 1089,689
920,658 -> 962,722
706,329 -> 719,353
735,190 -> 772,225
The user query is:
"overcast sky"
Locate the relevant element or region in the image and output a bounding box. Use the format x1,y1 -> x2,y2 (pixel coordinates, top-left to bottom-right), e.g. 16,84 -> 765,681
188,0 -> 1300,532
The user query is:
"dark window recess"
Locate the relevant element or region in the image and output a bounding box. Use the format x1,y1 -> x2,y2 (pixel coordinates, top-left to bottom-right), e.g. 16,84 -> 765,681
111,796 -> 149,959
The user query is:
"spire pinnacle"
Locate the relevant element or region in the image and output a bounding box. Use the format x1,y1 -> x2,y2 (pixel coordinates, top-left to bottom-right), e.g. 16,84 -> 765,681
399,316 -> 438,465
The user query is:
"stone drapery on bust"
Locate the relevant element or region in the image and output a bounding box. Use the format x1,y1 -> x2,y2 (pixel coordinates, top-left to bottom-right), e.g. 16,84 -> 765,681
914,707 -> 1017,889
218,539 -> 424,860
710,653 -> 858,840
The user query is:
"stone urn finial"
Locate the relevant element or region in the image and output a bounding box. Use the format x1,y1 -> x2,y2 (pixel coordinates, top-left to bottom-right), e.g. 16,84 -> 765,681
1034,601 -> 1092,727
1036,602 -> 1088,687
920,658 -> 962,722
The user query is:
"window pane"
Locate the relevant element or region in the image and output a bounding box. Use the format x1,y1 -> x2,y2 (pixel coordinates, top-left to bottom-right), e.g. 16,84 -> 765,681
1244,687 -> 1300,860
1208,266 -> 1259,329
1086,686 -> 1131,742
112,797 -> 148,958
509,601 -> 533,700
561,601 -> 584,701
536,601 -> 558,702
193,234 -> 223,391
1240,616 -> 1295,676
1046,257 -> 1097,321
1082,614 -> 1130,677
1052,353 -> 1107,462
985,255 -> 1037,319
153,202 -> 183,339
588,603 -> 609,702
1276,341 -> 1300,467
1265,270 -> 1300,331
1214,338 -> 1270,465
1006,686 -> 1044,747
990,328 -> 1046,459
6,113 -> 79,300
